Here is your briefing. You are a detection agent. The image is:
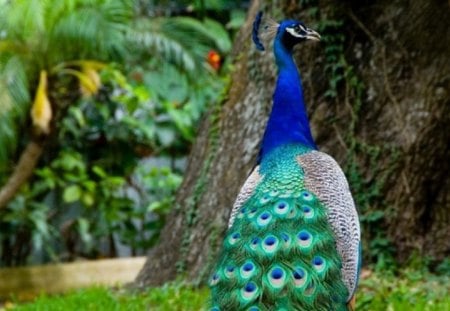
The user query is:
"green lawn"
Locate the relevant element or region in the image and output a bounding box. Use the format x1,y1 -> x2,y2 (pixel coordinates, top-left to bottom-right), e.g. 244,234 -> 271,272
5,270 -> 449,311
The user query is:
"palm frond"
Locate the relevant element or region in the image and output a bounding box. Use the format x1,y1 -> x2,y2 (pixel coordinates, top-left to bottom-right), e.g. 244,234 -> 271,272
127,19 -> 197,73
127,16 -> 231,76
0,56 -> 30,173
0,56 -> 30,118
49,2 -> 132,64
203,18 -> 232,53
162,17 -> 231,54
3,0 -> 46,38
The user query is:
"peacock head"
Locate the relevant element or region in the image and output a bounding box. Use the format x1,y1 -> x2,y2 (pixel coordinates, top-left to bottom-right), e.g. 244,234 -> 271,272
278,20 -> 321,50
253,12 -> 321,52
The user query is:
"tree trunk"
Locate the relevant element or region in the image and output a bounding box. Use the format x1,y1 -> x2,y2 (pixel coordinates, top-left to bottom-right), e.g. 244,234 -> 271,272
0,141 -> 43,209
135,0 -> 450,287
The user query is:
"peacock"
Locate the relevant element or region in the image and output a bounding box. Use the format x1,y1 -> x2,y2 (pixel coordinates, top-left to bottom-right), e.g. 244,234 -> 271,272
209,12 -> 361,311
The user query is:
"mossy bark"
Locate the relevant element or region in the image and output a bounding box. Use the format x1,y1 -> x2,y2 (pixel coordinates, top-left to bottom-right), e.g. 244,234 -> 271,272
135,0 -> 449,287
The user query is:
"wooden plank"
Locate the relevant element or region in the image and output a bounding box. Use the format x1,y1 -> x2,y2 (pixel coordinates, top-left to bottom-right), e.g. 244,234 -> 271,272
0,257 -> 146,300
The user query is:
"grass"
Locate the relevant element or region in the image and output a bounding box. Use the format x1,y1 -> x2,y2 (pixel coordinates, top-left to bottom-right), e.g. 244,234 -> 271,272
4,284 -> 209,311
3,270 -> 449,311
356,269 -> 450,311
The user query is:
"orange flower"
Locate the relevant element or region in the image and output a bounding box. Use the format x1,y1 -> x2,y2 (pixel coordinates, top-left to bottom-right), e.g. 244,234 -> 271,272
207,50 -> 221,70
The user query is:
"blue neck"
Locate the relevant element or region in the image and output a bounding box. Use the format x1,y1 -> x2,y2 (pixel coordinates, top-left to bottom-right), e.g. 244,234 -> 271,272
259,37 -> 316,161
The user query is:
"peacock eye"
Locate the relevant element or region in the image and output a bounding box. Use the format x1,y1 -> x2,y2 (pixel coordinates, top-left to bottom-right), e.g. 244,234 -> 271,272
294,25 -> 301,32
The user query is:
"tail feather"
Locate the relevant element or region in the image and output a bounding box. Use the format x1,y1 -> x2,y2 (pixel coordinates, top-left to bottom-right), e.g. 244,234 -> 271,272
210,149 -> 349,310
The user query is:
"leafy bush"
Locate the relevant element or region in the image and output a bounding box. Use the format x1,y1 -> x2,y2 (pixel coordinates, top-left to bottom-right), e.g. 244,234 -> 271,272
0,63 -> 226,265
0,0 -> 233,266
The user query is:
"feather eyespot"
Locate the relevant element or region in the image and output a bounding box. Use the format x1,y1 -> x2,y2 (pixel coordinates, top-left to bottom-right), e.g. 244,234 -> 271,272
210,273 -> 220,286
293,267 -> 307,288
245,282 -> 257,292
274,200 -> 290,216
240,261 -> 256,278
268,266 -> 286,288
259,194 -> 271,204
280,233 -> 292,249
271,267 -> 283,279
265,236 -> 276,246
227,232 -> 241,246
297,230 -> 313,248
301,191 -> 314,201
312,256 -> 326,273
287,207 -> 298,219
262,235 -> 279,254
241,281 -> 258,300
302,205 -> 315,219
257,211 -> 272,226
249,237 -> 261,250
224,265 -> 235,278
248,207 -> 258,218
298,231 -> 310,241
313,256 -> 323,266
293,269 -> 304,280
280,233 -> 289,242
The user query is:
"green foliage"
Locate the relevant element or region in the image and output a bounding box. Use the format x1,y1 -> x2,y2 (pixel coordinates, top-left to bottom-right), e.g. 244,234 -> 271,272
1,190 -> 59,264
126,16 -> 231,77
356,270 -> 450,311
0,64 -> 225,265
0,0 -> 233,266
0,0 -> 231,176
7,270 -> 450,311
0,0 -> 133,172
0,65 -> 219,264
436,258 -> 450,275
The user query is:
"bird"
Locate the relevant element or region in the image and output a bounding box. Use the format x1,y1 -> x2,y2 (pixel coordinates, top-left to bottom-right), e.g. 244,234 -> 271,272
209,12 -> 361,311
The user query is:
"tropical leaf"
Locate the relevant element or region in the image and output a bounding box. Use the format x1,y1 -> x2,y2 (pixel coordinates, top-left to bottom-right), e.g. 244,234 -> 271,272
127,18 -> 197,74
163,17 -> 231,54
0,56 -> 30,174
48,2 -> 131,64
203,18 -> 233,53
0,0 -> 133,173
127,16 -> 231,76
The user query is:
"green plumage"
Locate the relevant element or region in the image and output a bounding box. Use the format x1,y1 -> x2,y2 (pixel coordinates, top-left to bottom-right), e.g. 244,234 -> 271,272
210,145 -> 349,311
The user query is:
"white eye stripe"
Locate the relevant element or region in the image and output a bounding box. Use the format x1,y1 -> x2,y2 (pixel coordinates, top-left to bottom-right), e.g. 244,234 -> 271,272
286,27 -> 304,38
298,25 -> 307,32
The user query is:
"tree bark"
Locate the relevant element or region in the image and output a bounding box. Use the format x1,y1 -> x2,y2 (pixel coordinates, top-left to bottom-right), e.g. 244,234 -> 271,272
0,141 -> 43,209
135,0 -> 450,287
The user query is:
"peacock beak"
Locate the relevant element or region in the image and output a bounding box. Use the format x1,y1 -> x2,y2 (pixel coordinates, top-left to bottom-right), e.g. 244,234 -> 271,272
305,28 -> 321,41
